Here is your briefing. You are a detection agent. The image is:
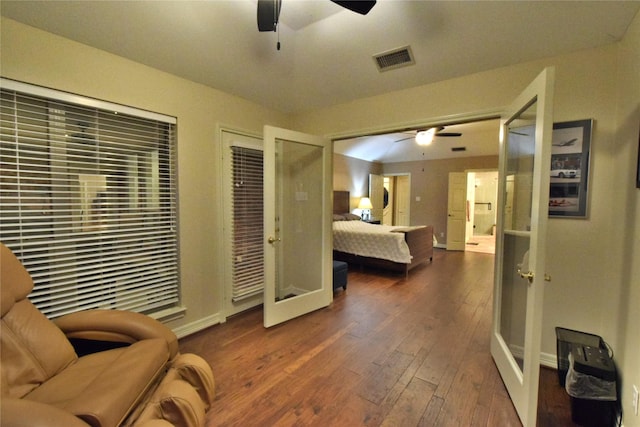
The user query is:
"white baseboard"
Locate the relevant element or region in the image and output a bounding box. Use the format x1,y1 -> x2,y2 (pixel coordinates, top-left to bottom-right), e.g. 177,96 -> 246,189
172,313 -> 223,339
509,344 -> 558,370
540,351 -> 557,369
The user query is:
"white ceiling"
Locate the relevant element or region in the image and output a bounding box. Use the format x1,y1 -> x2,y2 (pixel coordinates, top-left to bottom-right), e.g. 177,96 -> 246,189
2,0 -> 638,162
334,119 -> 501,163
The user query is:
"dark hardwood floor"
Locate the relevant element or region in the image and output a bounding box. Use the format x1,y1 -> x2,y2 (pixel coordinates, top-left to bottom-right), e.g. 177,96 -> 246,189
179,249 -> 577,426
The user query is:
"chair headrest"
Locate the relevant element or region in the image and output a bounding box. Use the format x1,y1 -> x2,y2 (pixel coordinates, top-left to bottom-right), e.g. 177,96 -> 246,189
1,243 -> 35,317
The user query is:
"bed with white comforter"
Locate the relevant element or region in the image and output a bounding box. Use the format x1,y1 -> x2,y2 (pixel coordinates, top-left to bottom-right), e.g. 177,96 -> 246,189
333,220 -> 423,264
332,220 -> 433,277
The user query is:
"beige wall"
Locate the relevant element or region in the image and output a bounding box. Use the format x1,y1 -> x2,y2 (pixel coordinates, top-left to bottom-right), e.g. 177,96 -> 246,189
383,156 -> 498,239
333,153 -> 382,211
0,18 -> 292,333
612,9 -> 640,423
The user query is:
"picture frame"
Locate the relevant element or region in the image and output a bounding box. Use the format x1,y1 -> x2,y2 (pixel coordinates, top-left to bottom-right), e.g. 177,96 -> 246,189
549,119 -> 593,218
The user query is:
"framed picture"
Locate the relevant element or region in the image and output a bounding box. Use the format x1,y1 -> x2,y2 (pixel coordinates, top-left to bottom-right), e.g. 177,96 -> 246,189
549,119 -> 593,218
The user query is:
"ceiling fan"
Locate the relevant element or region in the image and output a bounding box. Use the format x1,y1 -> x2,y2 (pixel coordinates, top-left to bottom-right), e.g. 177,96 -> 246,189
395,127 -> 463,145
258,0 -> 377,32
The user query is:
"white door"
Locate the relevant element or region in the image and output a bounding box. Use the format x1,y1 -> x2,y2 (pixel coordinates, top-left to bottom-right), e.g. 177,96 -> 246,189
368,173 -> 384,221
490,67 -> 555,427
395,175 -> 410,226
263,126 -> 332,328
446,172 -> 467,250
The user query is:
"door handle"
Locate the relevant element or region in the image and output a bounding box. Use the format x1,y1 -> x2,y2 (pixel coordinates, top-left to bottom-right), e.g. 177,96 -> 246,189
517,268 -> 534,283
516,268 -> 552,284
267,236 -> 281,244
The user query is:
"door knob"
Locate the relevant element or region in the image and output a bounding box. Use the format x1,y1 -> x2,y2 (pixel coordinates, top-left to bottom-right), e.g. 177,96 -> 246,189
267,236 -> 281,244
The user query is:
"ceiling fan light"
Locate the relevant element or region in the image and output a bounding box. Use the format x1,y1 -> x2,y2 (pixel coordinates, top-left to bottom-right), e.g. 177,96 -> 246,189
416,128 -> 436,145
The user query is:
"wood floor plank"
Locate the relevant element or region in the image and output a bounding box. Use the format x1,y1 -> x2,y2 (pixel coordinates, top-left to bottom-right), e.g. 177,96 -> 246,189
179,249 -> 575,427
380,377 -> 437,427
357,350 -> 416,405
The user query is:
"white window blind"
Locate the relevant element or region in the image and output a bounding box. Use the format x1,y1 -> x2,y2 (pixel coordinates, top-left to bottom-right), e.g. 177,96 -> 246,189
0,80 -> 179,318
230,146 -> 264,302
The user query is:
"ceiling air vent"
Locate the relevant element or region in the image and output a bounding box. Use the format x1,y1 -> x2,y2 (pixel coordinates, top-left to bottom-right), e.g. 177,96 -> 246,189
373,46 -> 415,72
451,147 -> 467,152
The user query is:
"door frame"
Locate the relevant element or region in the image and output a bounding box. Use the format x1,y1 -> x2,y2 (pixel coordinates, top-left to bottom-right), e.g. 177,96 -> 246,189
466,168 -> 499,240
220,129 -> 266,319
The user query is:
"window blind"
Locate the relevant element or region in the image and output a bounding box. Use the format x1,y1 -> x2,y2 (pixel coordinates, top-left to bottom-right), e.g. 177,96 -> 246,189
0,80 -> 179,318
230,146 -> 264,302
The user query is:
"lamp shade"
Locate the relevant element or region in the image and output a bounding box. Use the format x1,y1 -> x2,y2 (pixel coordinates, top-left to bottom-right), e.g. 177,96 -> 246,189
358,197 -> 373,210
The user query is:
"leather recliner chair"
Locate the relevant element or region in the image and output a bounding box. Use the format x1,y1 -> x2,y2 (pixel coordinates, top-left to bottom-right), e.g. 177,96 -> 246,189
0,243 -> 215,427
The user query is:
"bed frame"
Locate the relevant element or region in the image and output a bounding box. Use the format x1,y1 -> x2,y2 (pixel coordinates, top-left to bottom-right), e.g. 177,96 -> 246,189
333,191 -> 433,277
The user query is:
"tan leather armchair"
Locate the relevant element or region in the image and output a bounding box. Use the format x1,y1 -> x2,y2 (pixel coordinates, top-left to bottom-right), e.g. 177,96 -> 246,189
0,243 -> 215,427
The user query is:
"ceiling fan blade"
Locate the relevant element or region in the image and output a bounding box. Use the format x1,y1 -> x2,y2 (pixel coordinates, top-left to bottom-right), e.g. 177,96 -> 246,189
257,0 -> 282,32
330,0 -> 377,15
394,136 -> 414,143
435,132 -> 462,137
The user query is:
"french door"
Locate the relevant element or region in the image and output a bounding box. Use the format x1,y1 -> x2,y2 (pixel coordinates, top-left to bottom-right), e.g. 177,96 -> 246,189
263,126 -> 332,327
490,67 -> 555,426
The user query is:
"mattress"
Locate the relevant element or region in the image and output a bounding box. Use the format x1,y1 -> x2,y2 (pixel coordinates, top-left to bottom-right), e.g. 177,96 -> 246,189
333,220 -> 422,264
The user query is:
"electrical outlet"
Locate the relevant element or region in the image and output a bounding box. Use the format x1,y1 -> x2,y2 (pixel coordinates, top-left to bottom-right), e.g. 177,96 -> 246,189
633,384 -> 639,416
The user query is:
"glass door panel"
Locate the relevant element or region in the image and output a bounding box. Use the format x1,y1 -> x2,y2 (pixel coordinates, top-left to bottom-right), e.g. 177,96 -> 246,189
491,67 -> 555,427
263,126 -> 332,328
500,102 -> 537,372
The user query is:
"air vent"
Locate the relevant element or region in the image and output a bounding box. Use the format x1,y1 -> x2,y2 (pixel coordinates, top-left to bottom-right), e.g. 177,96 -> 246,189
373,46 -> 415,72
451,147 -> 467,152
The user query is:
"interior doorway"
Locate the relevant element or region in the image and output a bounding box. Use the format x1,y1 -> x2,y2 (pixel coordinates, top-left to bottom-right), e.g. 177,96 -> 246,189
466,170 -> 498,254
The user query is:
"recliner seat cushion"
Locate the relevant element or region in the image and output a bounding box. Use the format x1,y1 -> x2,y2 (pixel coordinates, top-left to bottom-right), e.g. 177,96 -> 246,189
24,338 -> 169,427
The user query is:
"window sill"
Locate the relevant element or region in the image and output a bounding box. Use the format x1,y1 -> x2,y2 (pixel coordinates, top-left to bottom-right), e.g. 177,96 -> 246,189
149,306 -> 187,323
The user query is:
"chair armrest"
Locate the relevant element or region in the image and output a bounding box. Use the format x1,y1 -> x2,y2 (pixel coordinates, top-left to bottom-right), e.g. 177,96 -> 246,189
54,309 -> 179,359
1,398 -> 91,427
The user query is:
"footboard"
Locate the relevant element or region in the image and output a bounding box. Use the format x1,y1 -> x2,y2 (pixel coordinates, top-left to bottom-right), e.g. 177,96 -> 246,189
394,225 -> 433,272
333,225 -> 433,278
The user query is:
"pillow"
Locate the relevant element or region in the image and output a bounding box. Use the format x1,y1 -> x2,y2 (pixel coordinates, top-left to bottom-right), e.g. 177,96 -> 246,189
333,214 -> 346,221
343,213 -> 361,221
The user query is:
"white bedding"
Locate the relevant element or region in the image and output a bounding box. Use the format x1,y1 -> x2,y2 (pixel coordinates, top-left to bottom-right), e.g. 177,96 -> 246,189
333,221 -> 424,264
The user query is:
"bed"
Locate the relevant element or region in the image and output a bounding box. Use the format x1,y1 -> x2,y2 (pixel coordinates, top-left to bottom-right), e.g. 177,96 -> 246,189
332,191 -> 433,277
